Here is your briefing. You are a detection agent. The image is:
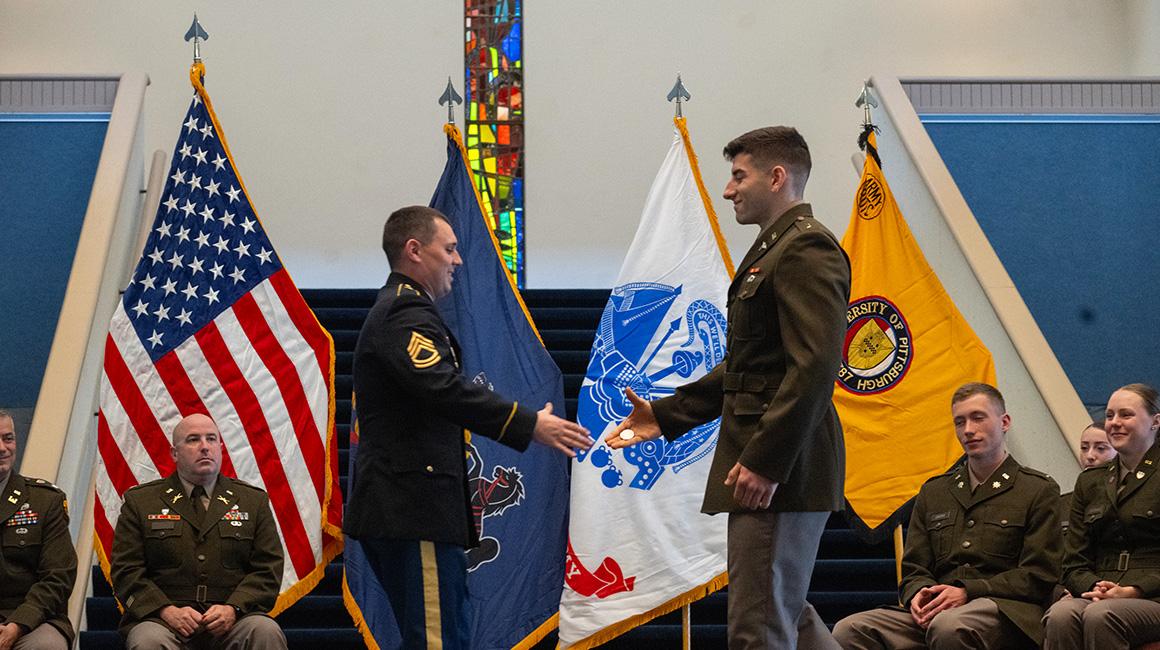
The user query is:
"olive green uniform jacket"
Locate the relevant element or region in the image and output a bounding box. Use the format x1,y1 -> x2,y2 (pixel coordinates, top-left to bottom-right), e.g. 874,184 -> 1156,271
901,455 -> 1061,645
652,204 -> 851,513
0,474 -> 76,644
110,474 -> 283,633
1062,442 -> 1160,600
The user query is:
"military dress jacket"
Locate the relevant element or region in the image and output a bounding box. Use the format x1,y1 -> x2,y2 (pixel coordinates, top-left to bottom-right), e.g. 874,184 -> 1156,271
344,272 -> 537,547
0,474 -> 76,644
652,204 -> 851,513
110,473 -> 283,633
901,455 -> 1060,645
1062,441 -> 1160,601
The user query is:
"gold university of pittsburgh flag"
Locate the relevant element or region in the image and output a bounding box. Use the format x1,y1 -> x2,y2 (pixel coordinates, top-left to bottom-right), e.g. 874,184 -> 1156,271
835,130 -> 996,535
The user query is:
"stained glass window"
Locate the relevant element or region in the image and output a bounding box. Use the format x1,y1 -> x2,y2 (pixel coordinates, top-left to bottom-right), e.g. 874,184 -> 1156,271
465,0 -> 523,285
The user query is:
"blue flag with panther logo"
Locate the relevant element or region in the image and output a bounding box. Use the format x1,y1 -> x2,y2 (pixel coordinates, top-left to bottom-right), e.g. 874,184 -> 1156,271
432,124 -> 570,648
559,117 -> 734,647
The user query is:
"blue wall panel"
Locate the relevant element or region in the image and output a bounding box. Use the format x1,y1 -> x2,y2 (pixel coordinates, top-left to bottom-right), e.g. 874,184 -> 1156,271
0,118 -> 108,412
923,119 -> 1160,412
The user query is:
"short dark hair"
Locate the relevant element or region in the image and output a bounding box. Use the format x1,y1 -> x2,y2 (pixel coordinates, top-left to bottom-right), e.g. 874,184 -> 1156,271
1116,383 -> 1160,416
723,126 -> 811,191
381,206 -> 449,268
951,382 -> 1006,413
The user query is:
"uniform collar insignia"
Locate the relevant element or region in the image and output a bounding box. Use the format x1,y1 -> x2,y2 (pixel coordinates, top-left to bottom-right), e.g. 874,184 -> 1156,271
216,495 -> 230,505
992,481 -> 1001,489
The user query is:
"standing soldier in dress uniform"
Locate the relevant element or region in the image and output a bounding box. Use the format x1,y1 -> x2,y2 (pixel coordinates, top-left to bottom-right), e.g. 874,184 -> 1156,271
345,205 -> 592,650
607,126 -> 851,648
110,413 -> 287,649
832,383 -> 1061,649
0,409 -> 76,650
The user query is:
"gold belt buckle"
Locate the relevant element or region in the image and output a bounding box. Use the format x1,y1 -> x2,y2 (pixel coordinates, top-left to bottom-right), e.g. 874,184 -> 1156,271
1118,551 -> 1130,571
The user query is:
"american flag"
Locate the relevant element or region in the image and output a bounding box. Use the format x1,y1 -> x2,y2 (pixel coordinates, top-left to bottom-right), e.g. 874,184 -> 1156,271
95,64 -> 343,610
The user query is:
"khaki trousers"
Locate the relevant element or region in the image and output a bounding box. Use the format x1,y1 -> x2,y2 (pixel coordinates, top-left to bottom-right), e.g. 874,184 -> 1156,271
125,614 -> 286,650
11,624 -> 68,650
1043,596 -> 1160,649
832,598 -> 1022,649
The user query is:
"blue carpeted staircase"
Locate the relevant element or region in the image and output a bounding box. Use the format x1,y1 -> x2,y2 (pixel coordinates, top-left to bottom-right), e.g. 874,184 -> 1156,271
80,288 -> 898,649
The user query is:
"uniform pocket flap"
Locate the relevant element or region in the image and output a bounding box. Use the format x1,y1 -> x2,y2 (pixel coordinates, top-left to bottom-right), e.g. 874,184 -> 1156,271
736,273 -> 766,300
984,511 -> 1025,528
927,510 -> 956,530
218,520 -> 256,540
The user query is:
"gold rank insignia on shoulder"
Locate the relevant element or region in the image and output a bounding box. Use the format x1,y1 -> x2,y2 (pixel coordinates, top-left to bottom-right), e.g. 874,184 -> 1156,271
407,331 -> 441,369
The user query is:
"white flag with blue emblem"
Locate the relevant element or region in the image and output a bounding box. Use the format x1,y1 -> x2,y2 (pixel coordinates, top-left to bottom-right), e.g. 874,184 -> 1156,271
559,117 -> 733,648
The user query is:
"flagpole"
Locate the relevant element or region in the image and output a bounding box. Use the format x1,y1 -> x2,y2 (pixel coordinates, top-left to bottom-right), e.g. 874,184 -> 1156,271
673,72 -> 696,650
893,523 -> 905,596
682,605 -> 692,649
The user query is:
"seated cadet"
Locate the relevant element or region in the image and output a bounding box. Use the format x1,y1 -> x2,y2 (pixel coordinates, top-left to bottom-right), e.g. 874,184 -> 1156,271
832,383 -> 1060,649
111,413 -> 287,650
1060,421 -> 1115,536
1054,421 -> 1116,601
1043,383 -> 1160,649
0,409 -> 76,650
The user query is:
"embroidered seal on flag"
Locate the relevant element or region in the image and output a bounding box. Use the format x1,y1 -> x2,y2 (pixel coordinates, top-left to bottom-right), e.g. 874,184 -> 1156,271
837,295 -> 912,395
856,176 -> 885,220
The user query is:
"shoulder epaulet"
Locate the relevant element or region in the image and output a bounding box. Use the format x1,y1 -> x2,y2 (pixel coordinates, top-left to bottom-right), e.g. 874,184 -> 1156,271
922,464 -> 961,485
1017,466 -> 1053,481
124,477 -> 169,494
394,283 -> 424,298
226,477 -> 266,494
25,477 -> 66,494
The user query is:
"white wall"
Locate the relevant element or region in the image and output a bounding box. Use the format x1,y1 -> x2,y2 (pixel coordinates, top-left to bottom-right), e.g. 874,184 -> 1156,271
526,0 -> 1134,286
1127,0 -> 1160,75
0,0 -> 1136,287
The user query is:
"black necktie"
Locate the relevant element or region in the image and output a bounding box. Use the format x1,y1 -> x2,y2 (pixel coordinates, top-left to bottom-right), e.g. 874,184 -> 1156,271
191,485 -> 207,524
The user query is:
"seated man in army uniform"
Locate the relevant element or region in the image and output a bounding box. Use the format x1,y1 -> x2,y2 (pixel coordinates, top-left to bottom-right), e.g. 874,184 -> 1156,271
832,383 -> 1061,649
111,413 -> 287,650
0,409 -> 77,650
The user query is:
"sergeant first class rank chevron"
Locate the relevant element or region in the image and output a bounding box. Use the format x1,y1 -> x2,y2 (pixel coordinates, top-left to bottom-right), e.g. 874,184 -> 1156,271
407,331 -> 441,369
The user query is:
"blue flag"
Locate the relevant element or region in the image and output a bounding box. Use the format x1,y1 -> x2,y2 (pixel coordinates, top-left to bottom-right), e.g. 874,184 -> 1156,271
432,124 -> 570,648
342,398 -> 404,649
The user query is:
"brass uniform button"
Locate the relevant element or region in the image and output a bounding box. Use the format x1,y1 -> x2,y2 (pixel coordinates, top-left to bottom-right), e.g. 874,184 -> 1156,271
966,520 -> 975,528
961,540 -> 971,549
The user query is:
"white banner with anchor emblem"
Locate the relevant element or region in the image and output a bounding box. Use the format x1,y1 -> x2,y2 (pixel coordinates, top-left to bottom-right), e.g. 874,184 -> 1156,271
558,117 -> 733,647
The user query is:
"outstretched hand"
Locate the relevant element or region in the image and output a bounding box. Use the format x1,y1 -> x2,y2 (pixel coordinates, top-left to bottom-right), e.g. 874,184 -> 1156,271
533,403 -> 592,457
603,388 -> 662,449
